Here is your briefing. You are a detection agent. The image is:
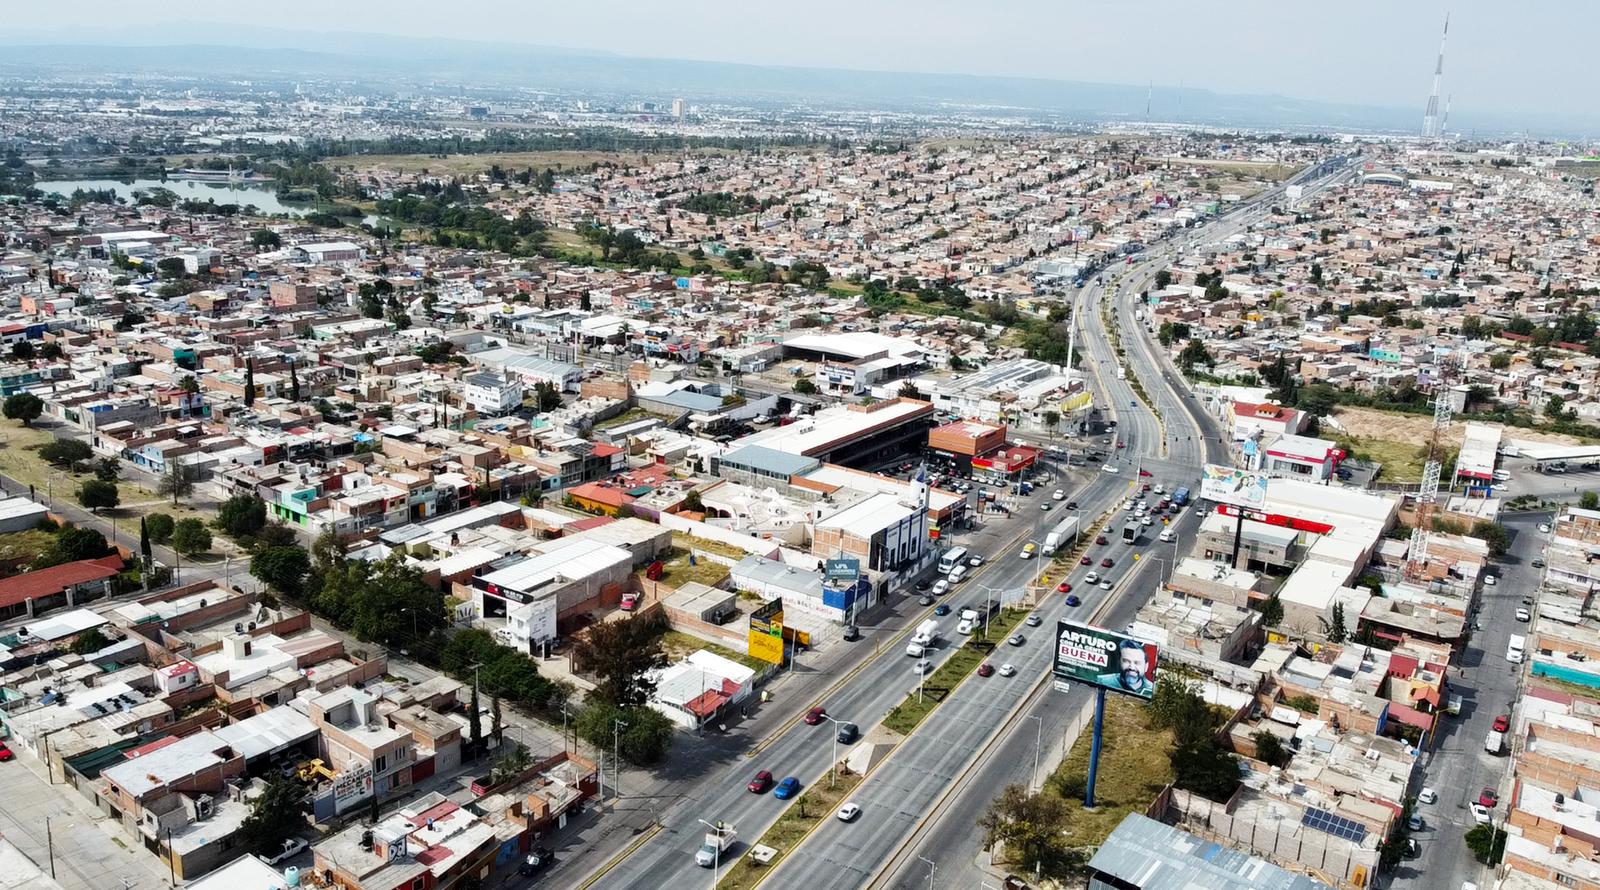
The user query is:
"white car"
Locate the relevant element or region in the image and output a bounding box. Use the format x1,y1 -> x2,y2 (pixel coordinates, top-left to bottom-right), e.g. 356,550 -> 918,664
1103,464 -> 1119,474
912,659 -> 932,675
998,663 -> 1017,677
267,838 -> 309,865
1484,575 -> 1497,586
1140,517 -> 1154,527
1099,579 -> 1113,590
1084,571 -> 1100,584
1470,803 -> 1491,824
1153,484 -> 1165,494
1053,489 -> 1065,501
1539,523 -> 1552,533
932,580 -> 950,596
836,802 -> 861,822
1418,787 -> 1438,805
968,555 -> 985,567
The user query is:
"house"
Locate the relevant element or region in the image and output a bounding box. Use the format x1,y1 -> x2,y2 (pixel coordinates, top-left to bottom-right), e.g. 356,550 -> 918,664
0,554 -> 123,620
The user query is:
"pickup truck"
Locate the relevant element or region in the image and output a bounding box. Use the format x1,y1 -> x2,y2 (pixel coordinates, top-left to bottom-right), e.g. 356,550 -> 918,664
696,821 -> 736,867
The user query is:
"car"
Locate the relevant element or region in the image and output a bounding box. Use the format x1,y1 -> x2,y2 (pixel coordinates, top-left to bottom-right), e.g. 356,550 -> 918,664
518,847 -> 556,876
1066,501 -> 1078,510
919,594 -> 935,606
1470,803 -> 1491,825
977,663 -> 995,677
1493,714 -> 1510,732
1193,508 -> 1205,516
1484,575 -> 1497,586
267,838 -> 309,865
1056,581 -> 1073,593
1020,543 -> 1038,559
1103,465 -> 1119,474
1099,579 -> 1113,590
836,802 -> 862,822
1141,483 -> 1151,493
1153,484 -> 1165,494
1407,814 -> 1425,832
1418,787 -> 1438,805
805,707 -> 827,725
1539,523 -> 1552,533
1085,571 -> 1100,584
1141,517 -> 1154,527
843,624 -> 860,641
913,659 -> 932,675
1025,613 -> 1042,627
1533,558 -> 1546,568
1095,535 -> 1109,545
1080,556 -> 1093,566
1138,468 -> 1152,477
619,592 -> 640,611
1040,502 -> 1052,511
1516,607 -> 1531,622
836,722 -> 859,743
969,555 -> 985,567
748,770 -> 775,793
0,743 -> 12,763
933,604 -> 951,616
1008,633 -> 1026,647
1065,595 -> 1081,607
1101,557 -> 1114,568
1479,787 -> 1499,808
932,580 -> 950,596
1116,441 -> 1125,448
1053,489 -> 1065,501
774,777 -> 801,800
915,579 -> 931,592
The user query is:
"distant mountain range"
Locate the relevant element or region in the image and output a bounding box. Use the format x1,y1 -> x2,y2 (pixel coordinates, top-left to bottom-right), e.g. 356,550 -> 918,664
1,26 -> 1589,137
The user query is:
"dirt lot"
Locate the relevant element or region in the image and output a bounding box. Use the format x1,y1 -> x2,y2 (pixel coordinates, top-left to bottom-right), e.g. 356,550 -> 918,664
1331,406 -> 1590,448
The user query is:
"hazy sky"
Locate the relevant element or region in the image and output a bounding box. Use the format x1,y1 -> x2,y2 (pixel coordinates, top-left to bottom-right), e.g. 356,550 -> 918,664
7,0 -> 1592,119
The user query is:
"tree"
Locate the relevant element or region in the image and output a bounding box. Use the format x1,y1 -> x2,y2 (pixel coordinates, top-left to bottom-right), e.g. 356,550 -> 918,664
1179,338 -> 1211,369
250,546 -> 313,598
681,489 -> 705,513
12,340 -> 35,361
1154,269 -> 1172,289
1545,394 -> 1566,418
249,229 -> 282,250
70,628 -> 110,655
1488,352 -> 1511,370
38,438 -> 92,467
491,742 -> 534,784
139,516 -> 153,570
93,456 -> 121,482
217,494 -> 268,540
288,362 -> 301,402
172,518 -> 213,555
39,342 -> 64,360
1470,520 -> 1510,557
1327,601 -> 1348,644
238,776 -> 307,857
1464,823 -> 1506,865
1042,410 -> 1061,436
793,378 -> 818,395
1252,730 -> 1290,768
897,379 -> 923,401
33,525 -> 112,569
532,380 -> 563,412
243,359 -> 256,408
575,699 -> 675,766
1583,492 -> 1600,510
572,615 -> 667,708
77,479 -> 119,513
5,393 -> 45,428
159,459 -> 193,504
1259,593 -> 1284,627
978,784 -> 1080,877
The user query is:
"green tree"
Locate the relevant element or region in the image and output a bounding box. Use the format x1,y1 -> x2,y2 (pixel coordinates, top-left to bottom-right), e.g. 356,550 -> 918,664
1259,593 -> 1284,627
681,489 -> 705,513
77,479 -> 119,513
12,340 -> 35,361
491,742 -> 534,784
216,494 -> 268,539
146,512 -> 176,545
1179,338 -> 1211,369
1042,410 -> 1061,435
1252,730 -> 1290,768
532,380 -> 563,412
575,699 -> 675,766
249,229 -> 282,250
572,615 -> 667,708
288,362 -> 301,402
139,516 -> 153,570
243,359 -> 256,408
38,438 -> 92,467
1154,269 -> 1172,289
1546,394 -> 1566,418
2,392 -> 43,426
978,784 -> 1081,877
1327,601 -> 1348,644
1488,352 -> 1511,370
238,776 -> 307,857
39,342 -> 64,360
158,459 -> 193,504
54,526 -> 111,562
69,628 -> 110,655
93,457 -> 121,482
1464,823 -> 1506,864
1470,520 -> 1509,557
1583,492 -> 1599,510
793,378 -> 818,395
172,518 -> 213,555
250,546 -> 313,598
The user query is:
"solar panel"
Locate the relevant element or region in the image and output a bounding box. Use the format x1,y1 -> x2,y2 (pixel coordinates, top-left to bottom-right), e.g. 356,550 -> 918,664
1301,807 -> 1368,843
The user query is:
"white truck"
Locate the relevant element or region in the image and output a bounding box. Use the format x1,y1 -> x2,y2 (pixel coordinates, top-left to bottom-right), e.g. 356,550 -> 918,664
695,822 -> 736,868
1485,730 -> 1505,755
907,619 -> 939,657
1507,634 -> 1527,664
1041,516 -> 1081,556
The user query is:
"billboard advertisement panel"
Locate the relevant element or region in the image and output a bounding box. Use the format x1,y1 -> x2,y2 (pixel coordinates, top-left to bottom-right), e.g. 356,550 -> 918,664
1199,464 -> 1270,510
332,763 -> 374,814
748,598 -> 785,665
823,558 -> 861,584
1053,621 -> 1160,700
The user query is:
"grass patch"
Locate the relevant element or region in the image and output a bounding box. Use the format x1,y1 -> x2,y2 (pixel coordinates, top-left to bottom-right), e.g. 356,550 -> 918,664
593,407 -> 677,431
660,629 -> 766,673
1047,695 -> 1175,848
675,533 -> 754,560
883,607 -> 1030,736
718,770 -> 864,890
644,546 -> 732,588
0,528 -> 57,568
1337,435 -> 1430,482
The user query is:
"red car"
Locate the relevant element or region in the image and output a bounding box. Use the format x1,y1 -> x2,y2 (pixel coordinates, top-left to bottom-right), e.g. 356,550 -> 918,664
1138,468 -> 1153,477
1056,581 -> 1073,593
619,592 -> 639,611
0,743 -> 12,762
1101,558 -> 1114,568
804,707 -> 827,725
1492,714 -> 1510,733
1479,787 -> 1498,808
1095,535 -> 1108,545
1116,441 -> 1126,449
976,663 -> 995,677
1141,483 -> 1151,492
748,770 -> 774,793
1080,556 -> 1092,565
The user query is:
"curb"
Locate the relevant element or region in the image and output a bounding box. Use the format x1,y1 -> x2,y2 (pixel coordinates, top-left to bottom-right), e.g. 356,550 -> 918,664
575,822 -> 664,890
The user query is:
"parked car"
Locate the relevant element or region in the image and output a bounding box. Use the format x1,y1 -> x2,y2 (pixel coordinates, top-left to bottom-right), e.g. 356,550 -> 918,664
0,743 -> 13,763
774,777 -> 801,800
1492,714 -> 1510,732
1418,787 -> 1438,805
518,847 -> 555,876
977,663 -> 995,677
804,707 -> 827,725
1470,803 -> 1491,824
1479,787 -> 1499,808
1407,814 -> 1425,832
748,770 -> 775,793
619,592 -> 640,611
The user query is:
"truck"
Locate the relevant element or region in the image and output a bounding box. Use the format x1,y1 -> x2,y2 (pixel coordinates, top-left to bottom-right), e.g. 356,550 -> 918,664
696,822 -> 737,868
910,619 -> 939,650
1041,516 -> 1081,556
1171,487 -> 1191,508
1122,523 -> 1139,544
1116,366 -> 1128,380
1485,730 -> 1505,755
1507,634 -> 1526,664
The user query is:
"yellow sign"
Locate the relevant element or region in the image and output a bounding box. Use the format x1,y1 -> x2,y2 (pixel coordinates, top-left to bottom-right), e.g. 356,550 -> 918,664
748,598 -> 785,665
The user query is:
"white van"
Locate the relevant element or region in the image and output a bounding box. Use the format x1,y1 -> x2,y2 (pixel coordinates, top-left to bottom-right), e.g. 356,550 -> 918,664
948,565 -> 970,584
1159,529 -> 1176,543
1507,634 -> 1526,663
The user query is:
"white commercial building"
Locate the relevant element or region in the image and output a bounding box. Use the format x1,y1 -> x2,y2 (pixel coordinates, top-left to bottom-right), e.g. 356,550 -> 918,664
462,372 -> 523,417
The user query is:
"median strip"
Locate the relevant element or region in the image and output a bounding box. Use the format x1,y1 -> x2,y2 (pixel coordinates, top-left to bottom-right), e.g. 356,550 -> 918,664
883,606 -> 1031,736
717,771 -> 865,890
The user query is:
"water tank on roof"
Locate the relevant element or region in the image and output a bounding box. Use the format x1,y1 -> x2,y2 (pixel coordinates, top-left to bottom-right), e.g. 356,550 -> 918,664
284,866 -> 301,887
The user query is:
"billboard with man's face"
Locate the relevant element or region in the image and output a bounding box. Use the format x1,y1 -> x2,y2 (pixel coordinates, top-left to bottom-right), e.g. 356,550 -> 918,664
1054,620 -> 1159,700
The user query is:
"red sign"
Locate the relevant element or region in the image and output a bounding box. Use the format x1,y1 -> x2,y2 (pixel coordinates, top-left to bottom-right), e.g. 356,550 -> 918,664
1215,503 -> 1335,535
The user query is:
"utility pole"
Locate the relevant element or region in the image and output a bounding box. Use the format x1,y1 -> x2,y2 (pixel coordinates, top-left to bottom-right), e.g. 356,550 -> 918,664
611,718 -> 629,813
45,817 -> 55,879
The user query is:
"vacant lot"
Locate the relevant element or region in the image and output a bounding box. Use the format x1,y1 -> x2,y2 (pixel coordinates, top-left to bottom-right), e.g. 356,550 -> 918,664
1158,157 -> 1304,183
1049,695 -> 1175,848
1333,406 -> 1590,448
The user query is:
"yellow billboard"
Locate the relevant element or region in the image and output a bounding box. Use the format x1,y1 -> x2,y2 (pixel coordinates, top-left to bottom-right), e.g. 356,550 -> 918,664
748,598 -> 785,665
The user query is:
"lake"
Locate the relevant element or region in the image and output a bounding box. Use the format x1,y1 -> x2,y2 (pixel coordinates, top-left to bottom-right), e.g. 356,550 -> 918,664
32,178 -> 381,224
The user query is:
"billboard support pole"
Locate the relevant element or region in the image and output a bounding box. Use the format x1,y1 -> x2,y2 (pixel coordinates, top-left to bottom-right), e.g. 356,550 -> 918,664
1085,686 -> 1107,808
1229,507 -> 1246,569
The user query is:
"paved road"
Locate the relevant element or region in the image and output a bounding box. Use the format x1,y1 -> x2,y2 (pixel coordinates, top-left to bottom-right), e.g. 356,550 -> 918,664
1389,511 -> 1546,890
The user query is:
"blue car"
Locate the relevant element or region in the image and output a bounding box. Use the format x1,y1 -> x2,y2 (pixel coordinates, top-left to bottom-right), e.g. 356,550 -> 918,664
773,777 -> 801,800
933,603 -> 951,616
1066,595 -> 1081,607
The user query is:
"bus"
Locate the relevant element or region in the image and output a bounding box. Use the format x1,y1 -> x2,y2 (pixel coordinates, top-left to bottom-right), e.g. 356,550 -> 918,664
1171,487 -> 1191,508
1122,523 -> 1139,544
938,547 -> 970,575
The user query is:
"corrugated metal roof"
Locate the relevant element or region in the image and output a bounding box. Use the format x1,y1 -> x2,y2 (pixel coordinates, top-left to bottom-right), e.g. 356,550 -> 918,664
1087,814 -> 1331,890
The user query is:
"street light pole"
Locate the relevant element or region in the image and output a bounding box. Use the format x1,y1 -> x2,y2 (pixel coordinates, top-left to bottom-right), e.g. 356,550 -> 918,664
697,818 -> 725,890
918,854 -> 936,890
611,718 -> 628,813
1027,714 -> 1043,792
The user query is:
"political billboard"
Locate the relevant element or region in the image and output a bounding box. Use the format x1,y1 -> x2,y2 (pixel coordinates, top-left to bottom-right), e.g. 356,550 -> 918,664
1199,463 -> 1270,510
748,598 -> 785,665
1053,621 -> 1160,700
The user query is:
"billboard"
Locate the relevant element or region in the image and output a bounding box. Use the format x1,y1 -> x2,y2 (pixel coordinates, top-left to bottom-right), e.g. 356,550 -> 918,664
748,598 -> 785,665
332,763 -> 374,814
1200,464 -> 1270,510
1053,621 -> 1160,700
823,558 -> 861,584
